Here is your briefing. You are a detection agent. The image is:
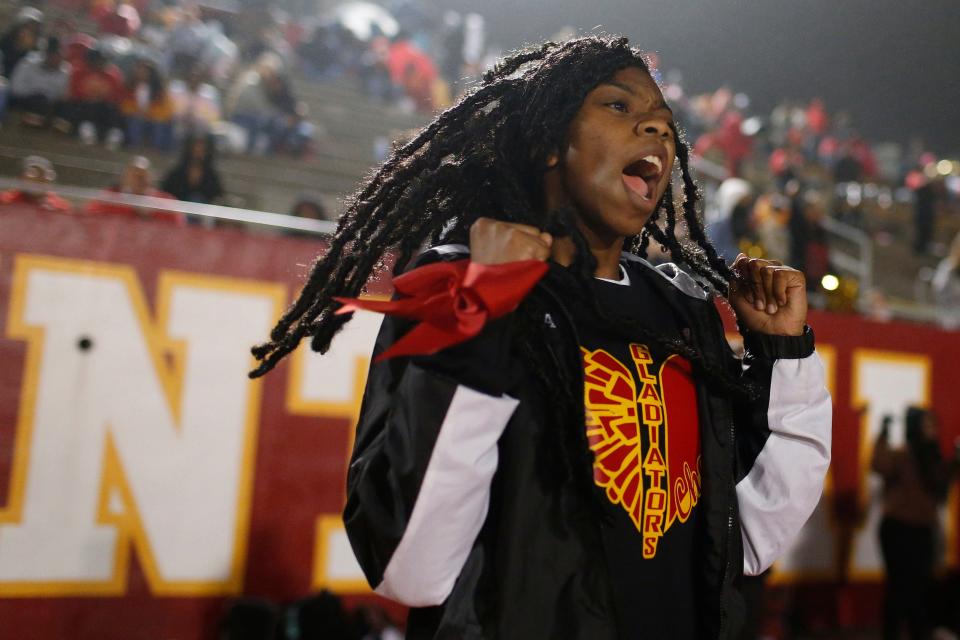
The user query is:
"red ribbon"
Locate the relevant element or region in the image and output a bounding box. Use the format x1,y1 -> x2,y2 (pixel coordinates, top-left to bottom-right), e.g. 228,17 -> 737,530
334,259 -> 549,362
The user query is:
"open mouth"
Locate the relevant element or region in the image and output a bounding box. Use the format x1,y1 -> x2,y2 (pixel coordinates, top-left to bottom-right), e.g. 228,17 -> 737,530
622,155 -> 664,201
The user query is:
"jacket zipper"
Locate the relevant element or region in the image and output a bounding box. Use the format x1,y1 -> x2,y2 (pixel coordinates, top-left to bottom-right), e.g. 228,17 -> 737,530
718,419 -> 735,639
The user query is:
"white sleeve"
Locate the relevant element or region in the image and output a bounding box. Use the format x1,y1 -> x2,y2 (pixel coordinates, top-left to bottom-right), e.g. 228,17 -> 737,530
737,351 -> 832,576
374,385 -> 519,606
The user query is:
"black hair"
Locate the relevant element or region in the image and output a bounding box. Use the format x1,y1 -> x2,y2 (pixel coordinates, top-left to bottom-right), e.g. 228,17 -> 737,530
905,406 -> 949,500
176,132 -> 217,169
127,57 -> 167,103
251,35 -> 751,496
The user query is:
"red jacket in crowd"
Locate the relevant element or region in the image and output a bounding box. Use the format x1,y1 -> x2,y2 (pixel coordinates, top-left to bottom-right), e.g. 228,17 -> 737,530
0,189 -> 73,212
84,186 -> 186,225
69,62 -> 124,103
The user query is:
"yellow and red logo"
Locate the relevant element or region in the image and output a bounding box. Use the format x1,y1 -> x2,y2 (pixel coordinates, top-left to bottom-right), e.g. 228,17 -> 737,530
582,344 -> 702,558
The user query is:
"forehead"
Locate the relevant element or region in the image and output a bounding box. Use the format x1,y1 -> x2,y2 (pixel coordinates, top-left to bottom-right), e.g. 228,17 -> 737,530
594,66 -> 664,99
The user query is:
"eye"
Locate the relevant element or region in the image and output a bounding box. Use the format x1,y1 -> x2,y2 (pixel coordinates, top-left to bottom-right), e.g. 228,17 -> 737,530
606,100 -> 629,113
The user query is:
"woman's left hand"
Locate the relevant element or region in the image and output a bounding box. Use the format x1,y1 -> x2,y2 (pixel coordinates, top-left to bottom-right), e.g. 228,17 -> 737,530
729,254 -> 808,336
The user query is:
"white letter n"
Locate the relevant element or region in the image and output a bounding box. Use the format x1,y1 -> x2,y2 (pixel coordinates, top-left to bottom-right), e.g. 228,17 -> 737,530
0,256 -> 282,596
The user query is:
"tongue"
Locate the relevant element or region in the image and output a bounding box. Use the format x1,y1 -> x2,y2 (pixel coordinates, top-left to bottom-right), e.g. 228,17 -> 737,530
622,173 -> 650,198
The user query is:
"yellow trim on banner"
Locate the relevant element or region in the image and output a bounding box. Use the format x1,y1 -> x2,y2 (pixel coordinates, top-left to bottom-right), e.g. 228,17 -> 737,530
0,254 -> 284,597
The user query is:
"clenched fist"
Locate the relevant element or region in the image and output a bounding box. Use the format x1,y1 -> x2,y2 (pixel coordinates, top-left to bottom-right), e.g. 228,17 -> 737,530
729,254 -> 807,336
470,217 -> 554,265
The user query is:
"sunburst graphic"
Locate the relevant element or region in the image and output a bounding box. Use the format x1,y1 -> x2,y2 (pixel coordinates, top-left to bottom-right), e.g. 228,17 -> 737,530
582,347 -> 644,530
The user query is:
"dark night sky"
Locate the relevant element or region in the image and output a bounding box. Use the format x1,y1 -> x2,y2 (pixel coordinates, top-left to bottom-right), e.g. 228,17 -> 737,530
431,0 -> 960,154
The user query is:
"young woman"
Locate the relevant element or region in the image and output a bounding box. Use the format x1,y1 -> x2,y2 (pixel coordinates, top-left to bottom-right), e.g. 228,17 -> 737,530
161,133 -> 225,205
251,36 -> 832,639
121,58 -> 175,151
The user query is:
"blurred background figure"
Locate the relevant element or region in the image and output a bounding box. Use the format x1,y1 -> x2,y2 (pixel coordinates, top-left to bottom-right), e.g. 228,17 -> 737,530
290,194 -> 328,221
707,177 -> 753,262
84,155 -> 184,224
218,597 -> 281,640
932,231 -> 960,328
226,52 -> 282,154
161,133 -> 224,206
63,45 -> 124,146
286,590 -> 357,640
871,407 -> 960,640
0,155 -> 71,211
0,6 -> 43,77
8,35 -> 70,128
168,66 -> 222,139
120,57 -> 175,151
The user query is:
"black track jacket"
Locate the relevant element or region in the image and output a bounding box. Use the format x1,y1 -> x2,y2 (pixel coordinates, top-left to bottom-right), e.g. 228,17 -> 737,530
343,246 -> 832,639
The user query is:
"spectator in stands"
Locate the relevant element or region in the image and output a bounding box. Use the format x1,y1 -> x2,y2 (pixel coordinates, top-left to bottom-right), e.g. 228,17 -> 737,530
262,71 -> 314,157
9,36 -> 71,128
84,155 -> 184,224
693,111 -> 753,177
290,196 -> 327,221
165,5 -> 209,78
912,175 -> 940,256
753,191 -> 791,263
932,231 -> 960,328
168,66 -> 222,138
298,22 -> 361,81
63,32 -> 96,69
161,133 -> 224,205
386,32 -> 438,112
708,177 -> 753,262
0,7 -> 43,78
121,58 -> 175,150
197,21 -> 239,87
240,22 -> 293,67
287,195 -> 329,236
64,46 -> 125,147
226,53 -> 281,153
933,232 -> 960,299
788,187 -> 830,292
356,33 -> 397,105
93,0 -> 142,38
0,155 -> 72,212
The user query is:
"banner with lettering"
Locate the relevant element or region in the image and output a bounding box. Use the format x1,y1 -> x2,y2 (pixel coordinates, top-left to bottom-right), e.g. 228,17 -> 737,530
0,207 -> 957,637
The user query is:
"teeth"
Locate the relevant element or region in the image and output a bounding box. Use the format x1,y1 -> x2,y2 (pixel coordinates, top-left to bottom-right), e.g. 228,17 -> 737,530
642,155 -> 662,174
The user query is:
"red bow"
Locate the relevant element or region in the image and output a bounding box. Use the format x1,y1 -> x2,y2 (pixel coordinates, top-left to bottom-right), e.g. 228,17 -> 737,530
335,259 -> 548,362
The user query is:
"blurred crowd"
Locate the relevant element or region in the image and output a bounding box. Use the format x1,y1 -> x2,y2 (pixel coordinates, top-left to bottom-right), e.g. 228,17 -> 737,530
0,0 -> 486,156
650,63 -> 960,319
2,0 -> 960,321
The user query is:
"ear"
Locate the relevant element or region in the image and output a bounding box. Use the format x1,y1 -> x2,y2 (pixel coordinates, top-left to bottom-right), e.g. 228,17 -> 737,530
545,152 -> 560,169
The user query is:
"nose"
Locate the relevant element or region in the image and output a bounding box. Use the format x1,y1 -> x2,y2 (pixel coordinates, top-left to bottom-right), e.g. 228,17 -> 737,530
636,117 -> 672,141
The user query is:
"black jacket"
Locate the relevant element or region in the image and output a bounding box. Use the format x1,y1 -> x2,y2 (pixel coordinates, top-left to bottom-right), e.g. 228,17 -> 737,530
343,246 -> 832,639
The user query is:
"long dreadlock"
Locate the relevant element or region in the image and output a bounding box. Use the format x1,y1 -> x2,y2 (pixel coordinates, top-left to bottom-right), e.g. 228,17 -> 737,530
250,35 -> 753,499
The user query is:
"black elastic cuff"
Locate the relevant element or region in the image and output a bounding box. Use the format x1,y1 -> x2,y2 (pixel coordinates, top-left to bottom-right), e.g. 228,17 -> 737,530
743,325 -> 815,360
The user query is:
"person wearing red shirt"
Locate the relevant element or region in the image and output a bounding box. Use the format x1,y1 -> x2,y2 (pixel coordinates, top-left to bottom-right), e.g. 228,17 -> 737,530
0,155 -> 73,212
84,156 -> 185,224
63,46 -> 124,145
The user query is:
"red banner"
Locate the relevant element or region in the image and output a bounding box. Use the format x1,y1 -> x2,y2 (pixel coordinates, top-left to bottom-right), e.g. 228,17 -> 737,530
0,207 -> 957,638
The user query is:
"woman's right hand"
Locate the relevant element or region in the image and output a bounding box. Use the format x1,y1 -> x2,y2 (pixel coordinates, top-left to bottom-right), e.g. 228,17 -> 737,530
469,217 -> 554,265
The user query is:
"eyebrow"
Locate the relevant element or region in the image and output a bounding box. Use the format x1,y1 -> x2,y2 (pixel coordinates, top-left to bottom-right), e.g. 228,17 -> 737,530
602,81 -> 674,115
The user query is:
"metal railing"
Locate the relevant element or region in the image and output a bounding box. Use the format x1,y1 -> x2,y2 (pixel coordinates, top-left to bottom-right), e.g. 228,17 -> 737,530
0,177 -> 337,235
819,214 -> 874,308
